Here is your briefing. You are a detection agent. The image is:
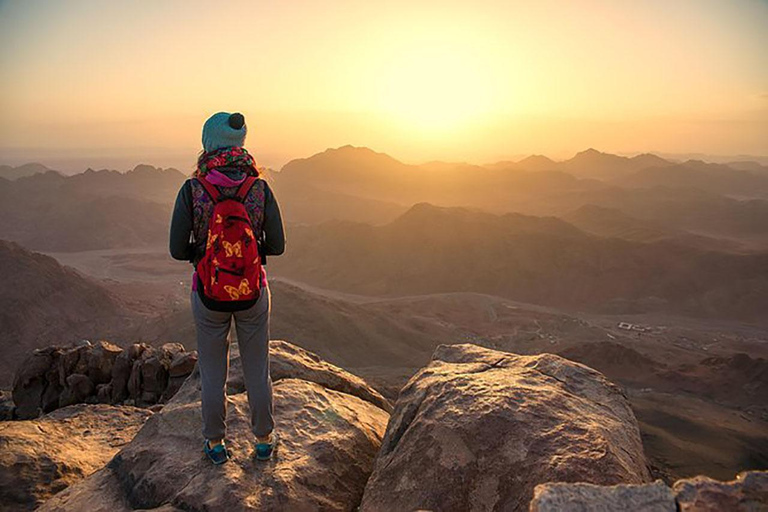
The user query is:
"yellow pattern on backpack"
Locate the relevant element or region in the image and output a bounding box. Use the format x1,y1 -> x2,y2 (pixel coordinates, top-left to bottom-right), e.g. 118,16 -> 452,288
223,241 -> 242,258
206,232 -> 219,250
223,279 -> 253,300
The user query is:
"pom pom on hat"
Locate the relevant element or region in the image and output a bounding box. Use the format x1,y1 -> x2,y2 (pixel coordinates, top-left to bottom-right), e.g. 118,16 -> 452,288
202,112 -> 247,152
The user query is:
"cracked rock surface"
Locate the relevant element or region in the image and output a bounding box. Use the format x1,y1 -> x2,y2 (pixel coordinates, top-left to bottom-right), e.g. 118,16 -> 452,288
360,343 -> 651,512
0,404 -> 151,511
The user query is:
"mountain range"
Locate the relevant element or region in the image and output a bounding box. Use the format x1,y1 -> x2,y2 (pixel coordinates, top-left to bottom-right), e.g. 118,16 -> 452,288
270,202 -> 768,322
0,165 -> 185,251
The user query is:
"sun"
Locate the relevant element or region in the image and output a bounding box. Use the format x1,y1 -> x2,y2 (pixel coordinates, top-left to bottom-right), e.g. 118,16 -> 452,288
375,40 -> 497,135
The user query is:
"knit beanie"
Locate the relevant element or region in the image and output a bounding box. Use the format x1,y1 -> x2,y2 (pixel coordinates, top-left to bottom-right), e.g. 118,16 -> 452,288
202,112 -> 247,152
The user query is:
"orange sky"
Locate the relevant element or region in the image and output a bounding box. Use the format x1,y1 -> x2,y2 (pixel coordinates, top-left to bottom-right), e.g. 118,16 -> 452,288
1,0 -> 767,171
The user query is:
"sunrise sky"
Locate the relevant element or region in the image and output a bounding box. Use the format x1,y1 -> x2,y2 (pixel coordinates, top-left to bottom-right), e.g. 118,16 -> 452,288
1,0 -> 767,171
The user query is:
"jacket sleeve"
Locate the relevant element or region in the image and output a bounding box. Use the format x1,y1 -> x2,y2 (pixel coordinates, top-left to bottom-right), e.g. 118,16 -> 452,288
169,180 -> 194,262
261,181 -> 285,256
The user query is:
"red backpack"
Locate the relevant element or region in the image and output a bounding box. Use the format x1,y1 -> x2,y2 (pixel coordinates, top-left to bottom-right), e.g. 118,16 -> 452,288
195,175 -> 262,310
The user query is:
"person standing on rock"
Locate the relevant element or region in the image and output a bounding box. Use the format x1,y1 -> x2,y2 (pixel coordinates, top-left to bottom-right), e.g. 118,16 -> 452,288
169,111 -> 285,464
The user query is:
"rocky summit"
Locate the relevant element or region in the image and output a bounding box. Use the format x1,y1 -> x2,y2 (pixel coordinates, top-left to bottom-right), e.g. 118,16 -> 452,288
0,340 -> 765,511
38,340 -> 390,512
360,343 -> 651,512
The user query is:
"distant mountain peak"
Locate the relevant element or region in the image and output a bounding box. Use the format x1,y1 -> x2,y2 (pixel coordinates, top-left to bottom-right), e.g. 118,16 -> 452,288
568,148 -> 622,165
519,154 -> 556,165
0,162 -> 58,180
324,145 -> 385,158
281,145 -> 407,175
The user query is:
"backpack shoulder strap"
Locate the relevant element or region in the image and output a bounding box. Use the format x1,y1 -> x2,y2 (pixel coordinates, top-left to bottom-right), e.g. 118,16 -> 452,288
235,175 -> 259,201
194,177 -> 222,203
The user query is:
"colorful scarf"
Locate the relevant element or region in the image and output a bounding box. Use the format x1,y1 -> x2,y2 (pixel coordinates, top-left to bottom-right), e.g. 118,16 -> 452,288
194,146 -> 260,178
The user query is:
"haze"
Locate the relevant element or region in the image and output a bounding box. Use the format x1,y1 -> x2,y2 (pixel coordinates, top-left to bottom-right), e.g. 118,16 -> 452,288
1,0 -> 767,172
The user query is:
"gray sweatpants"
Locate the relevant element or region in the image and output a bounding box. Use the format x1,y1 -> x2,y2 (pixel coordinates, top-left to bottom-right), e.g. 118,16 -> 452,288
191,283 -> 274,440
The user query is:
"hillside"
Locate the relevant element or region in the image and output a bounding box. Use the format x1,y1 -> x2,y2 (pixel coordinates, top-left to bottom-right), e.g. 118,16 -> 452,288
562,204 -> 745,252
617,160 -> 768,198
137,279 -> 440,395
0,165 -> 183,251
556,148 -> 671,180
271,203 -> 768,321
0,163 -> 57,180
0,241 -> 124,386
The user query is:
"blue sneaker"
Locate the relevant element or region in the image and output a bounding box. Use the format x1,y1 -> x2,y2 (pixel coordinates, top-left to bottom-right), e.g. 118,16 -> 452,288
255,432 -> 277,461
204,439 -> 231,465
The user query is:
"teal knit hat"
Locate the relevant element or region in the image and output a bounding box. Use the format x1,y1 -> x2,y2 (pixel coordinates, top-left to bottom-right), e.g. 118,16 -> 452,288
202,112 -> 247,152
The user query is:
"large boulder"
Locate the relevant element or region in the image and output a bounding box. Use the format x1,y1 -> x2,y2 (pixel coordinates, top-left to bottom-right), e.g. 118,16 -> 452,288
40,340 -> 390,511
110,343 -> 143,403
361,344 -> 651,512
12,346 -> 63,419
85,341 -> 123,385
228,339 -> 392,412
530,470 -> 768,511
674,470 -> 768,512
530,481 -> 676,512
0,404 -> 151,511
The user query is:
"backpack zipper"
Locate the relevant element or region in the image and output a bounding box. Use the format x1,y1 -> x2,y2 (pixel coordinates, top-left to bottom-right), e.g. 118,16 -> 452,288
216,267 -> 244,277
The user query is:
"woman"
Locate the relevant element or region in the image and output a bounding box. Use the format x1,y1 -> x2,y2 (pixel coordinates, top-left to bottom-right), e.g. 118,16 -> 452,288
169,111 -> 285,465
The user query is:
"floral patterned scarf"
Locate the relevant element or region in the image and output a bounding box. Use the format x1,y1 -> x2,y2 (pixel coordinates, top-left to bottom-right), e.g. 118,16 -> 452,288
194,146 -> 260,178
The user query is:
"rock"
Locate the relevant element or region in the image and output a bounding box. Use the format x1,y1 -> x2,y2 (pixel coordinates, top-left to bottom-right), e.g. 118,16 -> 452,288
168,351 -> 197,377
126,359 -> 142,402
12,346 -> 60,419
95,383 -> 112,403
160,375 -> 188,403
36,469 -> 134,512
674,470 -> 768,512
530,481 -> 676,512
161,342 -> 186,358
59,373 -> 94,408
40,365 -> 63,414
86,341 -> 122,385
0,403 -> 151,511
228,340 -> 392,412
0,389 -> 15,420
42,341 -> 390,511
361,344 -> 651,512
139,347 -> 170,404
529,471 -> 768,511
110,346 -> 138,403
57,346 -> 88,388
13,341 -> 196,415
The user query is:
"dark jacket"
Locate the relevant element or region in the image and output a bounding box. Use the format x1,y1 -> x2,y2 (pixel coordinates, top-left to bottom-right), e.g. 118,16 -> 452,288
169,169 -> 285,264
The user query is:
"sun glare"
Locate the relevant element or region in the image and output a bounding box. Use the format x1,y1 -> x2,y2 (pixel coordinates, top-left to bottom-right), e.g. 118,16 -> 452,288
374,38 -> 498,135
